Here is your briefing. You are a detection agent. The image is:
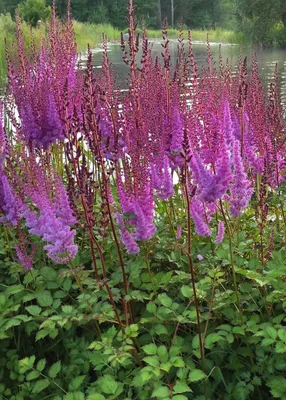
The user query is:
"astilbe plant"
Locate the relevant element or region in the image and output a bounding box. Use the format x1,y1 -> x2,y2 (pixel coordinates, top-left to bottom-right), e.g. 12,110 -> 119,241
0,2 -> 286,393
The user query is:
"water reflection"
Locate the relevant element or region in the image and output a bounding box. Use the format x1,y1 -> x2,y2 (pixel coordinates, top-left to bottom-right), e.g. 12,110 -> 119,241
78,40 -> 286,108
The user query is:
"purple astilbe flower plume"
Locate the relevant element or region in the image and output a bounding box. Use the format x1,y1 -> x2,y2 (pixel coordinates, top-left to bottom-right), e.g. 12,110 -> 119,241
216,221 -> 225,243
0,173 -> 20,226
14,157 -> 78,264
176,225 -> 182,239
152,155 -> 174,200
222,98 -> 234,146
6,10 -> 79,149
229,140 -> 253,216
191,148 -> 232,203
0,105 -> 20,225
190,197 -> 211,236
170,106 -> 183,154
14,231 -> 37,271
15,245 -> 34,270
115,213 -> 139,254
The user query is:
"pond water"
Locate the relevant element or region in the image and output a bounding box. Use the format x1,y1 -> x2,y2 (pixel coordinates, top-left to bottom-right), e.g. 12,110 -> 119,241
78,40 -> 286,107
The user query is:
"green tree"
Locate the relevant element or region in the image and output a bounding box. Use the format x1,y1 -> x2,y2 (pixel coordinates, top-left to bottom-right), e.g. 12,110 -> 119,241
235,0 -> 284,44
18,0 -> 51,26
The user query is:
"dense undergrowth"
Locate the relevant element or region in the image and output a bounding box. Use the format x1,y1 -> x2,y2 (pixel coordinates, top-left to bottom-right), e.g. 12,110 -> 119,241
0,1 -> 286,399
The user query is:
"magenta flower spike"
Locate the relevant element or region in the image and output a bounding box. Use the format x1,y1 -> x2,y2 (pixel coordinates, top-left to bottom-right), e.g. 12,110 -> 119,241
229,140 -> 253,216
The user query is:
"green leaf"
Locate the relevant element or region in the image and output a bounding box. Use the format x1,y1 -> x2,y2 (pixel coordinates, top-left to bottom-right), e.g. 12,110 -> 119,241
87,395 -> 106,400
233,326 -> 245,335
143,356 -> 160,367
48,361 -> 61,378
267,376 -> 286,398
173,396 -> 188,400
151,386 -> 170,398
261,337 -> 275,347
189,369 -> 207,382
158,293 -> 173,307
36,359 -> 46,372
62,305 -> 74,314
32,379 -> 50,393
173,382 -> 192,393
26,305 -> 42,316
278,328 -> 286,342
204,333 -> 223,349
64,392 -> 84,400
26,370 -> 40,381
170,356 -> 184,367
68,375 -> 86,391
146,302 -> 157,313
275,342 -> 286,353
265,326 -> 278,340
157,345 -> 168,361
143,344 -> 157,355
36,329 -> 50,341
19,356 -> 36,374
5,318 -> 22,330
98,375 -> 118,395
0,294 -> 6,306
64,393 -> 85,400
181,285 -> 193,298
37,291 -> 53,307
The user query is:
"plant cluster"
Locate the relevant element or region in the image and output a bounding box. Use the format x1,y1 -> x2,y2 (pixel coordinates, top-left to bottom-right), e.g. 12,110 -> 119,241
0,1 -> 286,399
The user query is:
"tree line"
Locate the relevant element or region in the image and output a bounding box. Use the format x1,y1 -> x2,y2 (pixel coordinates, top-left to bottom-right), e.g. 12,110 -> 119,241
0,0 -> 286,46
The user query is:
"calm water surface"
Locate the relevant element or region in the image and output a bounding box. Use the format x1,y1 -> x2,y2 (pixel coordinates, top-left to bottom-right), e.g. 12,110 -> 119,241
78,40 -> 286,107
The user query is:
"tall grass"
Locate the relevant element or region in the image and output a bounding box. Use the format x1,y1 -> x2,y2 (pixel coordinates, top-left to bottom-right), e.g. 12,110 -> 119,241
0,14 -> 42,88
73,21 -> 121,51
145,28 -> 248,44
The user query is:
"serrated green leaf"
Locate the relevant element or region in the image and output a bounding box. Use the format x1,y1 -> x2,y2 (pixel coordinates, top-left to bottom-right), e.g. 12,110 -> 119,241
68,375 -> 86,391
48,361 -> 61,378
158,293 -> 173,307
19,356 -> 36,374
146,302 -> 157,313
26,370 -> 40,381
261,337 -> 275,347
37,291 -> 53,307
5,318 -> 22,330
62,305 -> 74,314
87,395 -> 105,400
151,386 -> 170,398
173,396 -> 188,400
32,379 -> 50,393
189,369 -> 207,382
143,356 -> 160,367
98,375 -> 118,395
265,326 -> 278,340
275,342 -> 286,353
204,333 -> 223,349
64,392 -> 85,400
26,305 -> 42,316
278,328 -> 286,342
181,285 -> 193,298
173,382 -> 192,393
143,343 -> 157,355
36,359 -> 46,372
36,329 -> 50,341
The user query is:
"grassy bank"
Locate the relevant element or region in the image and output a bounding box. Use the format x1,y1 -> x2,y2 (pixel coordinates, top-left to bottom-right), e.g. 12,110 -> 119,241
0,15 -> 247,85
145,28 -> 248,44
73,21 -> 121,51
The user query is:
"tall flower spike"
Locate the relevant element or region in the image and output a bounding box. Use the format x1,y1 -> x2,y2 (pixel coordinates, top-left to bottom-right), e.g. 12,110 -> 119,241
229,140 -> 253,216
216,221 -> 225,243
190,197 -> 211,237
